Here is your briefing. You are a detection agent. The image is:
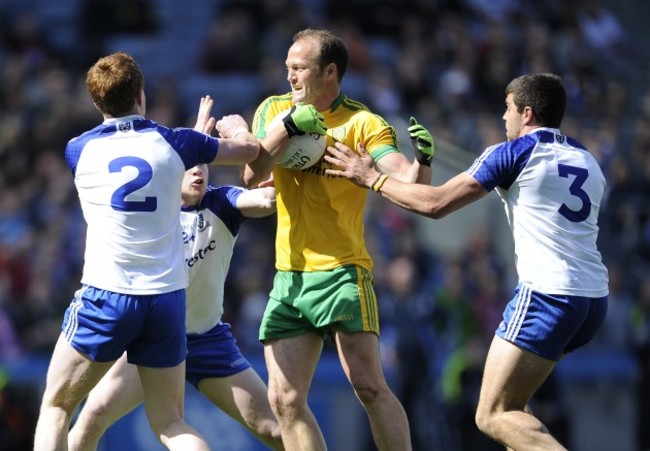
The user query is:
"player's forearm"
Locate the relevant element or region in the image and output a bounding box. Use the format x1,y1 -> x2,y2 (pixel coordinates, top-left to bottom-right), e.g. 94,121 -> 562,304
241,163 -> 268,188
374,178 -> 447,218
241,125 -> 293,187
377,152 -> 422,184
413,160 -> 432,184
376,172 -> 486,219
212,136 -> 259,165
238,187 -> 276,217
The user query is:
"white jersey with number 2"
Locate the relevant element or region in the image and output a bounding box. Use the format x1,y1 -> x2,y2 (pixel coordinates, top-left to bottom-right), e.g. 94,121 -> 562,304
65,115 -> 219,295
467,128 -> 609,297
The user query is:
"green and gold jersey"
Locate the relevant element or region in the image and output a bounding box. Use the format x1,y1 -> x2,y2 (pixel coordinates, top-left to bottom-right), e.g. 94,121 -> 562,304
252,93 -> 400,272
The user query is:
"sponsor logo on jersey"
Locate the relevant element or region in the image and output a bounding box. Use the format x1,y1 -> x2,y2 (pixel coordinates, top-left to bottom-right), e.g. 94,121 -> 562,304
186,239 -> 217,267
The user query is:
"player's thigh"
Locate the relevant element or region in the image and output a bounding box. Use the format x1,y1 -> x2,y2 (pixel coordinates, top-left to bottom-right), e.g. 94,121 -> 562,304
478,335 -> 556,412
43,334 -> 115,410
264,333 -> 323,395
198,368 -> 273,423
137,361 -> 186,421
81,353 -> 144,422
334,330 -> 384,385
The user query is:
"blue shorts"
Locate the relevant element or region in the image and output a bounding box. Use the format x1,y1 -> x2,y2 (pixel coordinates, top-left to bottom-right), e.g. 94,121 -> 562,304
496,284 -> 608,361
185,322 -> 251,388
62,285 -> 187,367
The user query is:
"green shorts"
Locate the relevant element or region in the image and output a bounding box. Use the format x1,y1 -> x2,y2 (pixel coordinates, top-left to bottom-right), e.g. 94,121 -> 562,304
259,265 -> 380,342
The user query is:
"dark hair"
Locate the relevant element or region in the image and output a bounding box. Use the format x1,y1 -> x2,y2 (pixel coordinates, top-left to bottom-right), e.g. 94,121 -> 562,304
293,29 -> 348,82
86,52 -> 144,117
505,73 -> 566,127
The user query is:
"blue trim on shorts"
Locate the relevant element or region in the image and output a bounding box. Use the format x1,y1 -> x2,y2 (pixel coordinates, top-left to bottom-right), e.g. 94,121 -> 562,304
62,285 -> 187,367
185,322 -> 251,388
495,284 -> 608,361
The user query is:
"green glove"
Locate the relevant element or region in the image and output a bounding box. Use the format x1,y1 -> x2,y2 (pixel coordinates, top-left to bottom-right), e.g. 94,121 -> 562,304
408,116 -> 434,166
283,102 -> 327,137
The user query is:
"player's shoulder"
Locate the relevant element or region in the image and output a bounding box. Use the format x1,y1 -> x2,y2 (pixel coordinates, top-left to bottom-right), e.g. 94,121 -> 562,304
492,133 -> 538,159
335,94 -> 370,113
202,185 -> 244,209
256,93 -> 293,115
199,185 -> 248,233
68,123 -> 104,144
253,93 -> 293,136
333,96 -> 392,132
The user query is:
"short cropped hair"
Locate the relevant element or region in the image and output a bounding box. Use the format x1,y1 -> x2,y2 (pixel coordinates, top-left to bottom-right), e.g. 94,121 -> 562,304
505,73 -> 566,128
86,52 -> 144,117
293,29 -> 348,83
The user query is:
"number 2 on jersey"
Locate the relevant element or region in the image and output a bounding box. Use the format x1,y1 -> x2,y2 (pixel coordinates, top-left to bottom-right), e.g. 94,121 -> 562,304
557,164 -> 590,222
109,157 -> 157,212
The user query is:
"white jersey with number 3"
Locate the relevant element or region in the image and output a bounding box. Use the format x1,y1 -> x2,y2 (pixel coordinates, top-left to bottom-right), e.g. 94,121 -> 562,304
467,128 -> 609,297
65,115 -> 219,295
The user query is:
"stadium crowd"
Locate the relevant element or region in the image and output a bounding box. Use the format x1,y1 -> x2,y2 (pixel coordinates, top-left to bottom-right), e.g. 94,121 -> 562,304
0,0 -> 648,449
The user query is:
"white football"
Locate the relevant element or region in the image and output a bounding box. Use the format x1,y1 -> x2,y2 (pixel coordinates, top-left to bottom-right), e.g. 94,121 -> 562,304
269,108 -> 326,170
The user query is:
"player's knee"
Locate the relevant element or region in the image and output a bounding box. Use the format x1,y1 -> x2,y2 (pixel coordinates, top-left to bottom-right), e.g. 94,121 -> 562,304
349,377 -> 384,407
268,385 -> 306,417
248,416 -> 282,442
73,403 -> 112,438
42,389 -> 82,416
143,401 -> 184,436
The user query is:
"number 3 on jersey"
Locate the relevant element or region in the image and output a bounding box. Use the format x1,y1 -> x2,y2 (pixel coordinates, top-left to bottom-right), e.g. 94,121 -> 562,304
557,163 -> 590,222
109,156 -> 157,212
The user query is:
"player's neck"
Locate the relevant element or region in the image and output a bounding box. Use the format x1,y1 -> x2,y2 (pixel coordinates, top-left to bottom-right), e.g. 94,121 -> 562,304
314,88 -> 340,112
181,195 -> 201,207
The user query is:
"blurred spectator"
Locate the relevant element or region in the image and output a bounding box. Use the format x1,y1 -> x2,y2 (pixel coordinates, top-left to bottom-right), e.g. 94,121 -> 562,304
434,255 -> 500,451
80,0 -> 159,36
145,76 -> 185,127
576,0 -> 626,55
197,5 -> 262,74
3,13 -> 57,69
461,0 -> 519,23
377,255 -> 436,451
631,277 -> 650,451
592,262 -> 634,352
77,0 -> 159,67
0,371 -> 40,451
0,290 -> 21,359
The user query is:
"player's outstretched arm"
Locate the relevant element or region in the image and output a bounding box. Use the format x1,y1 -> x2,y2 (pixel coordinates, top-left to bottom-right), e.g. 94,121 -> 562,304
236,186 -> 277,218
212,114 -> 260,165
325,141 -> 487,219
